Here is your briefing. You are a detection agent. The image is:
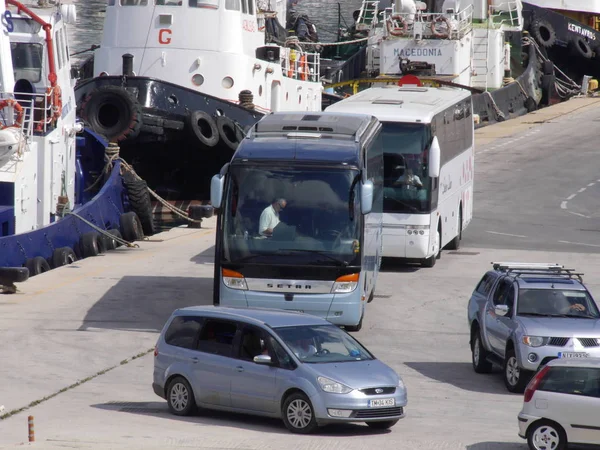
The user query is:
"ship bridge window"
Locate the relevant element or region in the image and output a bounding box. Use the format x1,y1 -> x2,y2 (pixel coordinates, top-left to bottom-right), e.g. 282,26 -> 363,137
155,0 -> 182,5
11,18 -> 42,33
11,42 -> 43,84
189,0 -> 219,7
121,0 -> 149,4
241,0 -> 254,14
225,0 -> 240,10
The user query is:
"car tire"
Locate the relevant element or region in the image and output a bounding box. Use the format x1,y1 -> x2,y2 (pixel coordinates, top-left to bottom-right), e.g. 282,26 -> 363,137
471,329 -> 493,374
282,392 -> 318,434
527,419 -> 567,450
166,376 -> 196,416
366,419 -> 399,430
503,348 -> 531,393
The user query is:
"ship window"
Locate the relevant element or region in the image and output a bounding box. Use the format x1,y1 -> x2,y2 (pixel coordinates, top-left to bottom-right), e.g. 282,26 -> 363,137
11,43 -> 43,84
189,0 -> 219,7
121,0 -> 148,4
54,31 -> 63,69
241,0 -> 247,13
63,27 -> 70,62
155,0 -> 181,5
225,0 -> 240,10
248,0 -> 253,14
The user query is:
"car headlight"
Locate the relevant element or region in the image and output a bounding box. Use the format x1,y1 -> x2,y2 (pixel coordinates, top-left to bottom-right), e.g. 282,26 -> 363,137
222,268 -> 248,290
331,273 -> 359,294
397,377 -> 405,390
522,336 -> 547,347
317,376 -> 353,394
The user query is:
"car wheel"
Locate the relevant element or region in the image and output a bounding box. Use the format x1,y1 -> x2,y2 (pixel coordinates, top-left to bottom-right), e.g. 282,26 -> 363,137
503,348 -> 531,393
471,329 -> 493,374
366,419 -> 399,430
282,392 -> 318,434
527,419 -> 567,450
166,376 -> 196,416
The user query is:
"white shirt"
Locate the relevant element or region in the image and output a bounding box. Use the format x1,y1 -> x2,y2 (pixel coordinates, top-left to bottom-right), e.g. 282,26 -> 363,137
259,205 -> 280,236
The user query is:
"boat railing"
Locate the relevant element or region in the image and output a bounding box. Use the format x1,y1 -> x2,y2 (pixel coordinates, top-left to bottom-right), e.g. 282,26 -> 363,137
488,1 -> 523,31
7,88 -> 61,135
281,47 -> 321,83
355,0 -> 380,32
0,94 -> 35,161
383,4 -> 473,40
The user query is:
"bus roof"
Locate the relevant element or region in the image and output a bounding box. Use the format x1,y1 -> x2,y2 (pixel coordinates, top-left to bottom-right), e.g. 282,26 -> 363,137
325,85 -> 471,124
232,111 -> 380,165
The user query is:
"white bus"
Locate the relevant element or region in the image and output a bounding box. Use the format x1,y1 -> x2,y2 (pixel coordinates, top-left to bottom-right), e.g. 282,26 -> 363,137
326,77 -> 474,267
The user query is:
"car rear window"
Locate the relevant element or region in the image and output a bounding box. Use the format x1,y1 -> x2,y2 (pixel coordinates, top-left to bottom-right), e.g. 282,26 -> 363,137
476,273 -> 495,296
164,316 -> 204,349
538,366 -> 600,398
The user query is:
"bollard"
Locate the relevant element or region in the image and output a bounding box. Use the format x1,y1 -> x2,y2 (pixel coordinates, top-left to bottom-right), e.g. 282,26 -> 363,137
28,415 -> 35,442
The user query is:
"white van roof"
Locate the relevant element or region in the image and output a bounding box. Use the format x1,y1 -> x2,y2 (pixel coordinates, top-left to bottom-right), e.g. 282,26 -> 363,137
325,84 -> 471,124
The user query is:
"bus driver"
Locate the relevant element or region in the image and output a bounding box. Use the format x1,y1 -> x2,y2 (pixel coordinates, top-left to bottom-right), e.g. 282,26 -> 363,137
259,198 -> 287,237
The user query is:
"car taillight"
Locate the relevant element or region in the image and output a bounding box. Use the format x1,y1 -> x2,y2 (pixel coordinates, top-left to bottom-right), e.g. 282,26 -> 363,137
524,365 -> 550,402
154,345 -> 158,357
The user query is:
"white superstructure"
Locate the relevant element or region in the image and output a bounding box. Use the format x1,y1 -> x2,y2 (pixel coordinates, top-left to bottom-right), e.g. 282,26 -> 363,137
0,1 -> 80,236
94,0 -> 323,113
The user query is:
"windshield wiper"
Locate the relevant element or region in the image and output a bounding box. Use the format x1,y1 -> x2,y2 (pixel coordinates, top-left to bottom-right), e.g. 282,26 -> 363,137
384,195 -> 420,213
280,248 -> 349,266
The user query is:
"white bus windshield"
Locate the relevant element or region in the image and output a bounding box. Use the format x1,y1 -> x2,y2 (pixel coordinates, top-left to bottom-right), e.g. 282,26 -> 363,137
222,166 -> 362,266
382,122 -> 431,214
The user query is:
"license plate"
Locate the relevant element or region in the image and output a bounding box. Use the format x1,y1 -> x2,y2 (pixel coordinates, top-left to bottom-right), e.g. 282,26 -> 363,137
558,352 -> 589,358
368,398 -> 395,408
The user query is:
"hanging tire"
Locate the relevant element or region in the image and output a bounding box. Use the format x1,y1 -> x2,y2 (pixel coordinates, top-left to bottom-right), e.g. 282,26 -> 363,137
101,229 -> 123,250
188,111 -> 219,147
0,267 -> 29,284
123,171 -> 155,236
216,115 -> 241,151
79,232 -> 101,258
80,85 -> 142,142
120,211 -> 144,242
570,36 -> 593,59
52,247 -> 77,268
531,19 -> 556,48
25,256 -> 51,276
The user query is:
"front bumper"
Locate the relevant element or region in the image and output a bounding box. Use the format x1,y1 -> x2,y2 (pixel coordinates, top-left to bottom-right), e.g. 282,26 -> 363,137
309,388 -> 408,425
517,342 -> 600,372
518,412 -> 539,439
382,228 -> 431,259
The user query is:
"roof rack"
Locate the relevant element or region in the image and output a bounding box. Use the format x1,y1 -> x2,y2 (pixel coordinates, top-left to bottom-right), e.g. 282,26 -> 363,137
491,262 -> 584,282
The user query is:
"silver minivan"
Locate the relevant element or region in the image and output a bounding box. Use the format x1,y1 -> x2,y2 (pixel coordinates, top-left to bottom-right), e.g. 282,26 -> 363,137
153,306 -> 407,434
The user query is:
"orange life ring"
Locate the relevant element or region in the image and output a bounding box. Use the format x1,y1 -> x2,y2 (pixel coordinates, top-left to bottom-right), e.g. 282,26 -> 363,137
0,98 -> 24,129
387,14 -> 408,37
51,85 -> 63,121
431,16 -> 451,38
299,54 -> 309,81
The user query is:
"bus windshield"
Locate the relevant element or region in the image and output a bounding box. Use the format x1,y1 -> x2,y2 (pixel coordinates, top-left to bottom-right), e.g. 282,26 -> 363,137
222,166 -> 362,266
382,122 -> 432,214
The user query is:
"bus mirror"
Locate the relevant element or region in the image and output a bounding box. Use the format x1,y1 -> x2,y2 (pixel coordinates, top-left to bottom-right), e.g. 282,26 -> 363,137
361,180 -> 373,215
429,136 -> 441,178
210,174 -> 225,209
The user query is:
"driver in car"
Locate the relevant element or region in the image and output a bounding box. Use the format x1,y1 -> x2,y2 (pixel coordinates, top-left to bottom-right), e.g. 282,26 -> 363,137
290,337 -> 317,359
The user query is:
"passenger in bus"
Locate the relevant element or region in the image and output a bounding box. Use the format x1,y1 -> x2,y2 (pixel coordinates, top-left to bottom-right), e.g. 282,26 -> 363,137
259,198 -> 287,236
392,163 -> 423,189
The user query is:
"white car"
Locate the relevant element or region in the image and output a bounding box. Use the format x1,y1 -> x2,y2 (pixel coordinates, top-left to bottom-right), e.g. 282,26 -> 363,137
518,357 -> 600,450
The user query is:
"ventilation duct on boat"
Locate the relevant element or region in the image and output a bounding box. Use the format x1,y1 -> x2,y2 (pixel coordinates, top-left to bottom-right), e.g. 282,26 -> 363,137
122,54 -> 134,77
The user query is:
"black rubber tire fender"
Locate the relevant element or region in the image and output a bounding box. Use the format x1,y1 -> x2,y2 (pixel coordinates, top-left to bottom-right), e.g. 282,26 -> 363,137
188,110 -> 219,147
52,247 -> 77,268
80,85 -> 142,142
0,267 -> 30,284
216,115 -> 241,151
122,171 -> 155,236
79,232 -> 101,258
101,229 -> 123,250
531,18 -> 556,48
25,256 -> 51,276
570,36 -> 593,59
120,211 -> 144,242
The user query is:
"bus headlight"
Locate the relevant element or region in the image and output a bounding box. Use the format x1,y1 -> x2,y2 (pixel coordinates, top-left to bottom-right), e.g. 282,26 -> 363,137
331,273 -> 359,293
222,268 -> 248,290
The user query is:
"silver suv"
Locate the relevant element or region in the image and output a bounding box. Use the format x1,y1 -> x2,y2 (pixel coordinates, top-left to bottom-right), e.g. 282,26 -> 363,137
467,262 -> 600,393
153,306 -> 407,434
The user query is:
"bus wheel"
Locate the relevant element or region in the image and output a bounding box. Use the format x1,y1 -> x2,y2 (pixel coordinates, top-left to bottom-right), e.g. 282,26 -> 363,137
447,208 -> 462,250
421,228 -> 440,268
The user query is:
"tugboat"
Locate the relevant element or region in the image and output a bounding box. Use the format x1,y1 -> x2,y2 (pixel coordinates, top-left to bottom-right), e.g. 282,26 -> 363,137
522,1 -> 600,93
322,0 -> 550,127
0,0 -> 154,293
73,0 -> 323,220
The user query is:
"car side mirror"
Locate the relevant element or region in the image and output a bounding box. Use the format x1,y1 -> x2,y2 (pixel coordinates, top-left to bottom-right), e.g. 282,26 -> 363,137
495,304 -> 510,317
360,180 -> 373,215
210,174 -> 225,209
428,136 -> 441,178
253,354 -> 272,365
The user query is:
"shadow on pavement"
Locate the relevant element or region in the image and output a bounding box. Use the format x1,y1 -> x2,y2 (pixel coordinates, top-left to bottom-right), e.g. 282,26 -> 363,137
404,361 -> 511,395
79,276 -> 213,332
380,258 -> 421,273
466,442 -> 526,449
190,245 -> 215,264
90,401 -> 392,437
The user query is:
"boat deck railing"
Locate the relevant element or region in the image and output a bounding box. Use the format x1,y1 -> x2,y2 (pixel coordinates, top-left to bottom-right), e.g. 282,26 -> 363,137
383,4 -> 474,40
281,46 -> 321,83
4,88 -> 60,136
487,1 -> 523,31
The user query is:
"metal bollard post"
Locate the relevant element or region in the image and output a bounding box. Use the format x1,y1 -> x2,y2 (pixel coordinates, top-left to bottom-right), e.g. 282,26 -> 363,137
28,415 -> 35,442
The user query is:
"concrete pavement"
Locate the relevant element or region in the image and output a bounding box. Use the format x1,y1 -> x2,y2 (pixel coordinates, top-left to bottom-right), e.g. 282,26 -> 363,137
1,98 -> 600,449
